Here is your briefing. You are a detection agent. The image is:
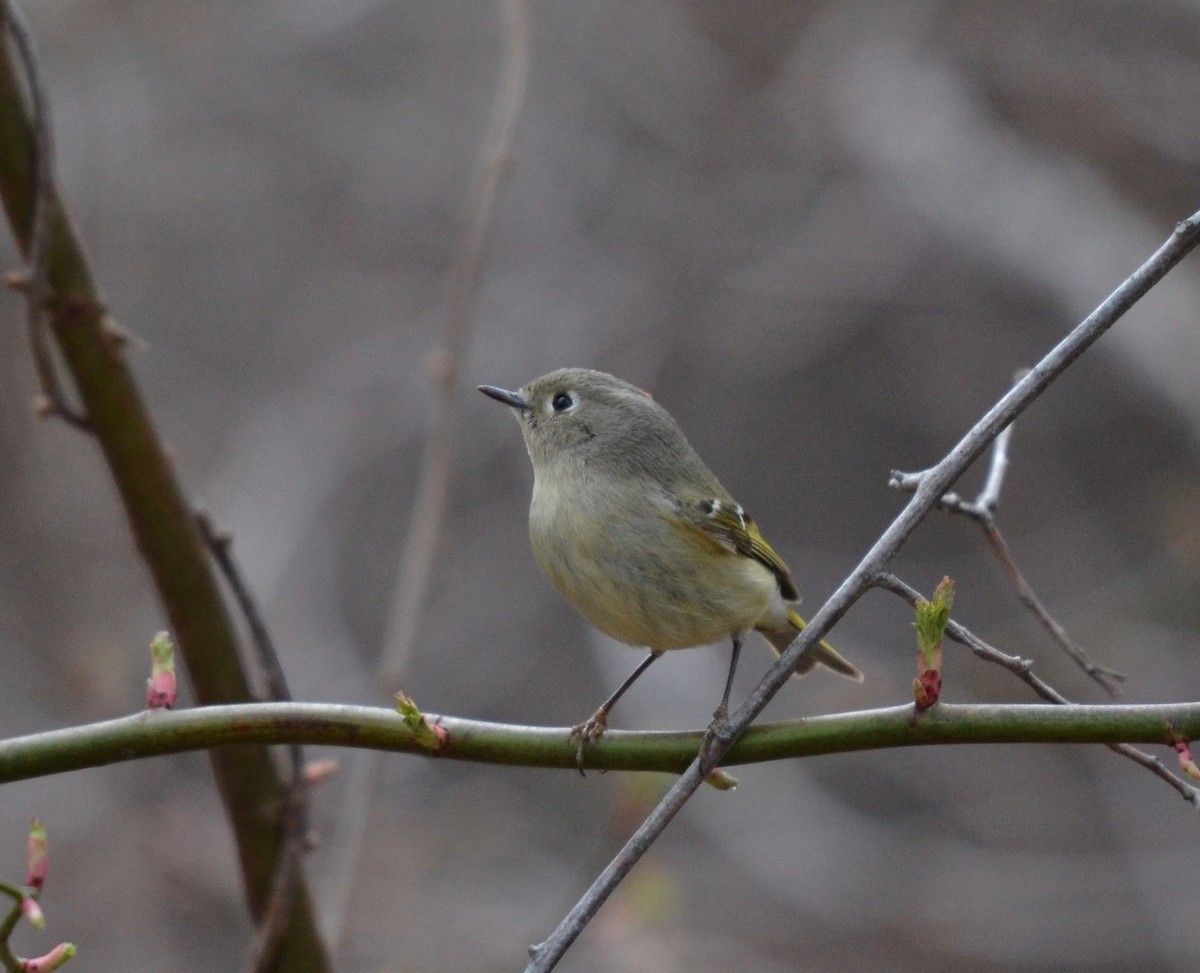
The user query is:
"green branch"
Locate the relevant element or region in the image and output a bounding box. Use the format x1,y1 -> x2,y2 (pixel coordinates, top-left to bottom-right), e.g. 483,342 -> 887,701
2,701 -> 1199,783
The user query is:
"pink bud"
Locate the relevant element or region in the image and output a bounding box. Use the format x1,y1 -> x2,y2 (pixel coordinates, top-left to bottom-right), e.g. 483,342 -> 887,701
20,942 -> 76,972
146,632 -> 177,709
26,819 -> 47,890
146,669 -> 177,709
1174,740 -> 1200,782
20,896 -> 44,930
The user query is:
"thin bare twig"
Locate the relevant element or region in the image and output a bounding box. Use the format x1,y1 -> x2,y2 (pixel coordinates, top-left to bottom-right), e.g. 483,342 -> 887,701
979,521 -> 1125,690
525,212 -> 1200,972
194,511 -> 311,973
324,0 -> 532,948
196,511 -> 297,704
875,572 -> 1198,805
897,418 -> 1014,516
891,382 -> 1125,695
377,0 -> 531,691
2,0 -> 89,430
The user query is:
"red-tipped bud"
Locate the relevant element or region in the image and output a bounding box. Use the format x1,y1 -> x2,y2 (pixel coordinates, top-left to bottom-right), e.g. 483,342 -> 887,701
26,819 -> 47,890
146,632 -> 177,709
1174,739 -> 1200,782
912,578 -> 953,711
146,670 -> 176,709
913,669 -> 942,711
20,896 -> 44,930
20,942 -> 76,971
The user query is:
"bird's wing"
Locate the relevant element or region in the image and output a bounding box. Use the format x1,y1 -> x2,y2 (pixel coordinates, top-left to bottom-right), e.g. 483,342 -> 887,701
673,493 -> 800,601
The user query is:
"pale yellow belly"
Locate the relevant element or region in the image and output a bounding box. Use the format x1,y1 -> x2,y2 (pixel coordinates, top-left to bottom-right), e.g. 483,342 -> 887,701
529,481 -> 778,651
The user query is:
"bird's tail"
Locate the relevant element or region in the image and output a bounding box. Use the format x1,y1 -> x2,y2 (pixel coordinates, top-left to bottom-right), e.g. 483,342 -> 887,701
760,609 -> 863,681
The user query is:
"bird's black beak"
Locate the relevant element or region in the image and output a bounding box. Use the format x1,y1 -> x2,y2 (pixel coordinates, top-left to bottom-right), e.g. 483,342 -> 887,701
478,385 -> 531,410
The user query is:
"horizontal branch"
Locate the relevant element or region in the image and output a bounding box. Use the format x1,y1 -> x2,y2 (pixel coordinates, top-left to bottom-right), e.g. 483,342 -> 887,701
2,701 -> 1199,785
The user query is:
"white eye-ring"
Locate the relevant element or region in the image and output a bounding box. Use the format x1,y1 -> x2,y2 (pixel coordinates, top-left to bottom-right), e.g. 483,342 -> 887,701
550,391 -> 575,413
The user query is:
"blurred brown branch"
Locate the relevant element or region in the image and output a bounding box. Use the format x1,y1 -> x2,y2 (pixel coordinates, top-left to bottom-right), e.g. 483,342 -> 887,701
0,4 -> 326,970
194,512 -> 312,973
1,0 -> 87,431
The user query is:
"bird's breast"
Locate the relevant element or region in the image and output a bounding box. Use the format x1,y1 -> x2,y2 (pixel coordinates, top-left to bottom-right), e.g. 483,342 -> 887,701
527,474 -> 777,650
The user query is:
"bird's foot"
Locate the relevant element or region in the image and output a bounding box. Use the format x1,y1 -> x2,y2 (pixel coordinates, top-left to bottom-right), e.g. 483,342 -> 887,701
699,704 -> 732,772
569,710 -> 609,774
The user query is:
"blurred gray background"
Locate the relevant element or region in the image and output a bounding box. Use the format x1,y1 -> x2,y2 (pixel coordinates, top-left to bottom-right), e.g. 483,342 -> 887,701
2,1 -> 1200,970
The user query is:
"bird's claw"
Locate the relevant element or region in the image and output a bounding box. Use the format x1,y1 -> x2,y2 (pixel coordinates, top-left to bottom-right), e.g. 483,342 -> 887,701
569,710 -> 608,774
699,704 -> 731,772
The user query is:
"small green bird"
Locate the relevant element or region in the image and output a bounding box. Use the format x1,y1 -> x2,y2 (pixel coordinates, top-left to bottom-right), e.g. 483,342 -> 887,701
480,368 -> 861,758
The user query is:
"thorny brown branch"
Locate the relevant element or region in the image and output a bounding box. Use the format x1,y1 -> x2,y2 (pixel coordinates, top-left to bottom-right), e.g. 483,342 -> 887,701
2,1 -> 89,430
195,512 -> 311,973
0,4 -> 330,967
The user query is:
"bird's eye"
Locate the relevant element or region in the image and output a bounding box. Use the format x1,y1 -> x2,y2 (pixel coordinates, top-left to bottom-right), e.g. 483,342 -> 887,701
551,392 -> 574,413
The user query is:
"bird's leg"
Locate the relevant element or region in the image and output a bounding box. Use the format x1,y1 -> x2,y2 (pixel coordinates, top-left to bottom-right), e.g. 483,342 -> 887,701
570,649 -> 660,772
701,634 -> 743,768
714,634 -> 744,721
